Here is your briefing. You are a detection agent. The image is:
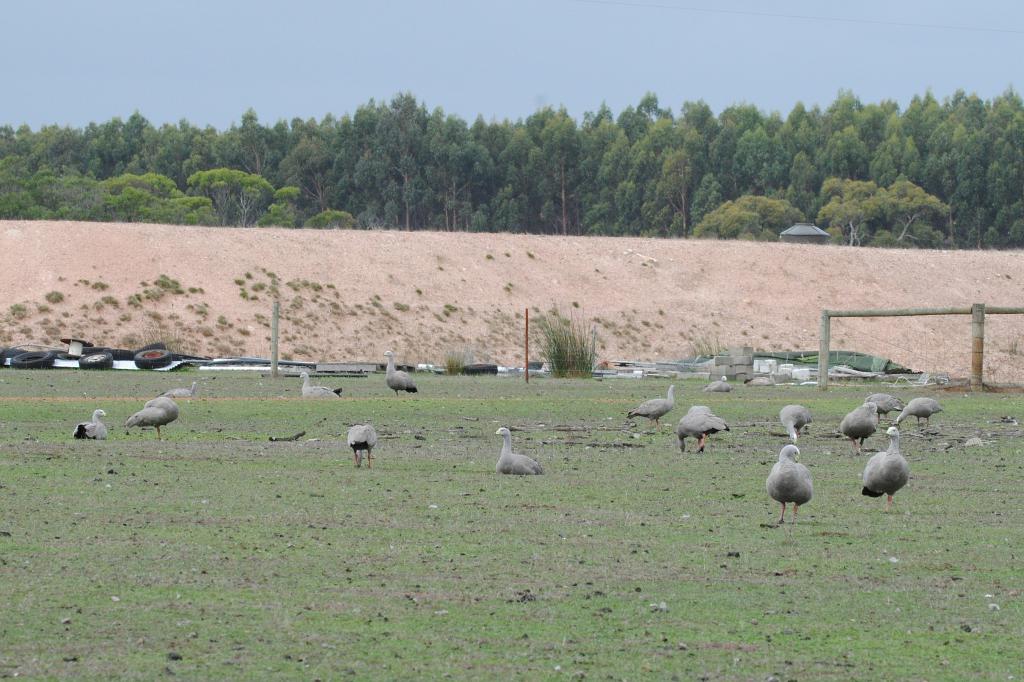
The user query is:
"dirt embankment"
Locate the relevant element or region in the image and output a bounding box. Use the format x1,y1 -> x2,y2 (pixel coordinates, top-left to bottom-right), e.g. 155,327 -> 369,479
2,220 -> 1022,381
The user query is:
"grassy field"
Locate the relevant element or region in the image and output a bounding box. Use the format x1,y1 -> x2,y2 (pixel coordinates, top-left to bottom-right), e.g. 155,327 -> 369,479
1,368 -> 1021,680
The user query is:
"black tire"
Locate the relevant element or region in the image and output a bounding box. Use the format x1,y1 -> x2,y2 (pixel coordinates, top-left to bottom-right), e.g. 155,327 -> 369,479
135,342 -> 167,353
79,351 -> 114,370
1,347 -> 28,362
10,350 -> 59,369
463,363 -> 499,375
134,348 -> 174,369
109,348 -> 137,362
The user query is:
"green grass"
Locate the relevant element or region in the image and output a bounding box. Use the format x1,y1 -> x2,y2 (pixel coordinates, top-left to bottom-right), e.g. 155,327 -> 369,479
0,370 -> 1021,679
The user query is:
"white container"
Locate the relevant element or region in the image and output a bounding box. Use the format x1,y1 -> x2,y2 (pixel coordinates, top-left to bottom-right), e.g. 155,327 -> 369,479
792,367 -> 811,381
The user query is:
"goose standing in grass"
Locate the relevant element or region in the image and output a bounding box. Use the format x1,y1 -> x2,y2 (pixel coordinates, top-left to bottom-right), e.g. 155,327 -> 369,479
73,409 -> 108,440
779,404 -> 812,443
160,381 -> 198,400
895,397 -> 943,427
299,371 -> 342,398
124,396 -> 179,440
495,427 -> 544,475
675,406 -> 729,453
703,376 -> 732,393
839,402 -> 879,454
766,444 -> 813,524
862,426 -> 909,511
865,393 -> 904,421
627,384 -> 675,428
384,350 -> 418,395
347,424 -> 378,468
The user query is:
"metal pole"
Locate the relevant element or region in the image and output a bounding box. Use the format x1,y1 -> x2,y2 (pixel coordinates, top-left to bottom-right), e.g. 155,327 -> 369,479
818,312 -> 830,391
971,303 -> 985,391
271,300 -> 280,378
524,308 -> 529,383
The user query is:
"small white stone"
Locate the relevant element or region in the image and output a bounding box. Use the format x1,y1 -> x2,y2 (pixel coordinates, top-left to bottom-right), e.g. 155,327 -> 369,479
428,504 -> 438,509
888,557 -> 899,563
111,596 -> 120,602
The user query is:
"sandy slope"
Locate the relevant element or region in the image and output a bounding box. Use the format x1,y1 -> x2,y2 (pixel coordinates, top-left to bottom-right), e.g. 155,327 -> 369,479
2,220 -> 1022,381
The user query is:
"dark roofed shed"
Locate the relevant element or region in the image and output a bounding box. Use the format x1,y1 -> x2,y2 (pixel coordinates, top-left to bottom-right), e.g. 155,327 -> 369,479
780,222 -> 831,244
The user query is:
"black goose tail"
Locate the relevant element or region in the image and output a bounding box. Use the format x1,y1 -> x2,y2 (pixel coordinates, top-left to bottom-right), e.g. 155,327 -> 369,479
73,425 -> 87,439
332,388 -> 343,396
407,387 -> 418,393
862,486 -> 884,497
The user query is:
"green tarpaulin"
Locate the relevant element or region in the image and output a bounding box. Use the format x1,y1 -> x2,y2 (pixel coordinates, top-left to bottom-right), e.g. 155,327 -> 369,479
754,350 -> 912,374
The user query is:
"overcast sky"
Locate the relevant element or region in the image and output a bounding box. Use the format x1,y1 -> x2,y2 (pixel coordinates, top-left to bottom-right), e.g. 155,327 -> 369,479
3,0 -> 1023,130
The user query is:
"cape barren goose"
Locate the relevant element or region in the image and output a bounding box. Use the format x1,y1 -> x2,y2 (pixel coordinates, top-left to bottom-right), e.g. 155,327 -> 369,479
865,393 -> 904,420
675,406 -> 729,453
300,371 -> 342,398
161,381 -> 198,399
627,384 -> 675,427
73,409 -> 108,440
766,444 -> 813,524
495,427 -> 544,475
839,402 -> 879,454
779,404 -> 812,443
895,397 -> 943,427
347,424 -> 378,468
703,376 -> 732,393
124,396 -> 179,440
862,426 -> 909,511
384,350 -> 418,395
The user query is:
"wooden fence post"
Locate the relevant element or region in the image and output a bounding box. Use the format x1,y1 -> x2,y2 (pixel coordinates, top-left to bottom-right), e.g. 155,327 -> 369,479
971,303 -> 985,391
818,311 -> 830,391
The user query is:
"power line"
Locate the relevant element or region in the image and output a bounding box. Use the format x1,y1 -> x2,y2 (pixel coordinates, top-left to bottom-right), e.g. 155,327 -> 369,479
570,0 -> 1024,36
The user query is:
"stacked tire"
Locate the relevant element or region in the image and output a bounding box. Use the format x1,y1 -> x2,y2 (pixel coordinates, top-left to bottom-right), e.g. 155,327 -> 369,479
79,350 -> 114,369
9,350 -> 59,369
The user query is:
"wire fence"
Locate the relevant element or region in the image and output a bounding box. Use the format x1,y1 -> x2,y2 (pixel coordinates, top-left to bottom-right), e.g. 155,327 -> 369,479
822,306 -> 1024,388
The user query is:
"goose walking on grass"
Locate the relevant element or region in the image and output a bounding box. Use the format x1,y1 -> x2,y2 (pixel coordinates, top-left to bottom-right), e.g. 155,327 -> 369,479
124,396 -> 179,440
384,350 -> 418,395
300,371 -> 342,398
766,444 -> 813,524
347,424 -> 378,468
895,397 -> 943,427
703,376 -> 732,393
495,427 -> 544,475
862,426 -> 909,511
161,381 -> 198,400
865,393 -> 904,421
675,406 -> 729,453
779,404 -> 812,443
627,384 -> 675,428
839,402 -> 879,454
73,409 -> 108,440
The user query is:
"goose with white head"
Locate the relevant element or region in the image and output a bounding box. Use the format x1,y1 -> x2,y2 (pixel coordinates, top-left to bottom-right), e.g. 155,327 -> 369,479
766,444 -> 813,524
384,350 -> 418,395
495,427 -> 544,475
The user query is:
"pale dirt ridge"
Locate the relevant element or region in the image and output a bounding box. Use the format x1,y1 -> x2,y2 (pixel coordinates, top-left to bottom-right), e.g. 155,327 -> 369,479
2,220 -> 1022,381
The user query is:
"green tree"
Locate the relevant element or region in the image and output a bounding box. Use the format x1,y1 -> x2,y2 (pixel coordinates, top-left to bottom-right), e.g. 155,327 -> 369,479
693,194 -> 803,240
258,186 -> 301,227
304,208 -> 356,229
816,178 -> 883,245
186,168 -> 274,226
882,179 -> 948,243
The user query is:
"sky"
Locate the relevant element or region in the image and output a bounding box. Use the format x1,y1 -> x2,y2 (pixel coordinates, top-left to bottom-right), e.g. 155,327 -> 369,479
3,0 -> 1023,130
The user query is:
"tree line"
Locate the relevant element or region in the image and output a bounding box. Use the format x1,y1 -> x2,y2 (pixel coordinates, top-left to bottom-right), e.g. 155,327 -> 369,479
1,89 -> 1023,248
